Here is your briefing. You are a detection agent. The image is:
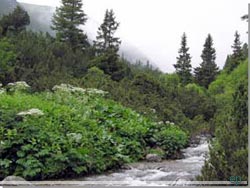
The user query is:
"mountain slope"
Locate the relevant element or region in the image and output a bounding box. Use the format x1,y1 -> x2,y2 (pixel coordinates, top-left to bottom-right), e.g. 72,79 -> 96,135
19,2 -> 55,34
0,0 -> 156,67
0,0 -> 17,16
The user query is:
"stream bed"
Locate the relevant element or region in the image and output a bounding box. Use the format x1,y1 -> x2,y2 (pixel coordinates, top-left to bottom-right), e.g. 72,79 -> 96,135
77,136 -> 210,186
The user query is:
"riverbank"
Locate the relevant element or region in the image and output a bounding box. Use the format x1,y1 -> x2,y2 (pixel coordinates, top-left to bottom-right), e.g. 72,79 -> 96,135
72,136 -> 209,186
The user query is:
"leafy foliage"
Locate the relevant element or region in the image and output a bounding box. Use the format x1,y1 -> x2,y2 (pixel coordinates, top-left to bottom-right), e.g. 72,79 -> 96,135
0,86 -> 187,180
198,59 -> 248,181
0,2 -> 247,182
0,38 -> 16,85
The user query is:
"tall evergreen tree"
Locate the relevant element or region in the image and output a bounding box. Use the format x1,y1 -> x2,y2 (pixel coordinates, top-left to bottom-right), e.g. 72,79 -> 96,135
194,34 -> 219,88
94,9 -> 121,59
51,0 -> 89,50
242,43 -> 248,60
225,31 -> 244,72
174,33 -> 192,85
232,31 -> 243,60
223,55 -> 231,70
0,6 -> 30,36
91,9 -> 127,81
241,14 -> 248,21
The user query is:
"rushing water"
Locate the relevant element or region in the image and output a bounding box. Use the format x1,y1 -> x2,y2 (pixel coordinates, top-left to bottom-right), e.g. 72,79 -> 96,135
77,136 -> 210,186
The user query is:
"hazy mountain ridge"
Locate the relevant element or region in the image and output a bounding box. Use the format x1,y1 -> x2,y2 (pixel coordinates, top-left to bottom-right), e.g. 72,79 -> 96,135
0,0 -> 156,67
0,0 -> 17,16
19,2 -> 55,34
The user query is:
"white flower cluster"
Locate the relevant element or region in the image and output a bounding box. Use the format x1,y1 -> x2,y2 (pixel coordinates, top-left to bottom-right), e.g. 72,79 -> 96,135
165,121 -> 175,125
52,84 -> 85,93
0,88 -> 5,95
67,133 -> 83,143
85,88 -> 108,96
7,81 -> 31,92
158,121 -> 175,125
17,108 -> 44,117
151,108 -> 156,113
52,84 -> 108,96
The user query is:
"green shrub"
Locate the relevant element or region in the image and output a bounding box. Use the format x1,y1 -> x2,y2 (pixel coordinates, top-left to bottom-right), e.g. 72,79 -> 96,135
0,86 -> 188,180
154,124 -> 188,157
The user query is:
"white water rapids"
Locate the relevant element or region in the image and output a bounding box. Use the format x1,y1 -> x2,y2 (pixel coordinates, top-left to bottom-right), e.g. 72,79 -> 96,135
76,136 -> 210,186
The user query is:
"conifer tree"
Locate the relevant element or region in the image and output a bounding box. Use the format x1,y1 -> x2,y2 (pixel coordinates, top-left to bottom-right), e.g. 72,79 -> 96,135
232,31 -> 243,60
51,0 -> 88,50
223,55 -> 230,69
94,9 -> 121,59
0,6 -> 30,36
242,43 -> 248,59
194,34 -> 219,88
225,31 -> 244,72
174,33 -> 192,85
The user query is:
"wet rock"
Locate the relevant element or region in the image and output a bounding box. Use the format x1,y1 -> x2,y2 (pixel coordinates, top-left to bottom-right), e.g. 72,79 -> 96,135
146,154 -> 162,162
1,176 -> 32,186
120,164 -> 132,170
2,176 -> 27,181
189,136 -> 201,147
169,150 -> 185,159
0,176 -> 35,187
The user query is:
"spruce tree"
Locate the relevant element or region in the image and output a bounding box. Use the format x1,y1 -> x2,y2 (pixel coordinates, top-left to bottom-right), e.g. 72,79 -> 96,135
51,0 -> 89,50
232,31 -> 243,60
223,55 -> 230,70
242,43 -> 248,60
174,33 -> 192,85
0,6 -> 30,36
225,31 -> 244,72
94,9 -> 121,59
92,9 -> 126,81
194,34 -> 219,88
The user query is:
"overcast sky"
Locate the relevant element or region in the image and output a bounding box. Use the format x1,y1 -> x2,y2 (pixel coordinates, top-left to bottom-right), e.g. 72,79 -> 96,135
17,0 -> 249,73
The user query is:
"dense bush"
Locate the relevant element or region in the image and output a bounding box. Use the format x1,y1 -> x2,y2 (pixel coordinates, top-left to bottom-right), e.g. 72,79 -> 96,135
198,59 -> 248,181
0,84 -> 187,180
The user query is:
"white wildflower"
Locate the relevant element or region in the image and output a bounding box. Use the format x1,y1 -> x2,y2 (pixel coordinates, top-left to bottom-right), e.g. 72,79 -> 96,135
52,84 -> 108,96
67,133 -> 82,143
7,81 -> 30,92
17,108 -> 44,117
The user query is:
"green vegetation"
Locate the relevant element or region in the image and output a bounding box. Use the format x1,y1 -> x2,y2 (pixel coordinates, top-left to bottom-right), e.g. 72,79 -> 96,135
174,33 -> 192,85
0,0 -> 248,181
224,31 -> 246,73
0,85 -> 187,180
194,34 -> 219,88
0,6 -> 30,36
198,59 -> 248,181
0,38 -> 16,84
51,0 -> 89,49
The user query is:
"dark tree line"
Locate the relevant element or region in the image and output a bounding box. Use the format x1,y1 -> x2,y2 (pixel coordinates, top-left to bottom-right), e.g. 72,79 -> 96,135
174,31 -> 247,89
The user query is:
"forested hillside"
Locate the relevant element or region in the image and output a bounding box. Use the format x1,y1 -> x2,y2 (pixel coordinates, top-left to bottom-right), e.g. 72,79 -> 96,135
0,0 -> 248,182
198,59 -> 248,181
